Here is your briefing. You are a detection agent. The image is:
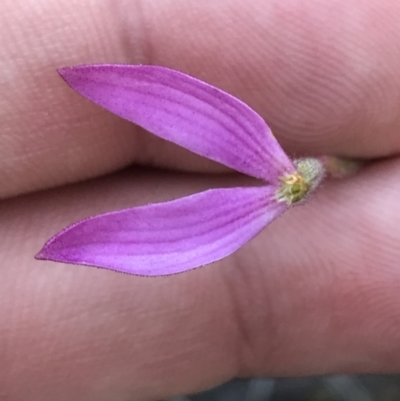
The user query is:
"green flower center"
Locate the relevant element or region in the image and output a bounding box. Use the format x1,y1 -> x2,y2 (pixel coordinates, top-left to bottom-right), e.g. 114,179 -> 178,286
275,158 -> 325,205
276,173 -> 310,204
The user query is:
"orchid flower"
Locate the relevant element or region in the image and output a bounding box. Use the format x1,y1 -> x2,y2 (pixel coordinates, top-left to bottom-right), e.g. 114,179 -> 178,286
36,65 -> 324,276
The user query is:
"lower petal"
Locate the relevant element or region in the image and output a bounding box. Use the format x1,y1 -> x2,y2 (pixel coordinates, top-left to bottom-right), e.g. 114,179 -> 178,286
36,186 -> 287,276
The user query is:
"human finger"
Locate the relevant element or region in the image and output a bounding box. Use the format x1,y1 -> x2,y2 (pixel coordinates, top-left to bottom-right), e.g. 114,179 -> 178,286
2,0 -> 400,197
2,159 -> 400,400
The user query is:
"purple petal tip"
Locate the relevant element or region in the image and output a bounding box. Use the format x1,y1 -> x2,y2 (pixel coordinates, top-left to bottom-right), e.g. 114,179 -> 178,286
35,249 -> 50,261
34,251 -> 44,260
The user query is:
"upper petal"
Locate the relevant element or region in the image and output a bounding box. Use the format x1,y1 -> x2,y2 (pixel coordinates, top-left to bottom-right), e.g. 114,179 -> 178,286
36,186 -> 288,276
59,65 -> 295,183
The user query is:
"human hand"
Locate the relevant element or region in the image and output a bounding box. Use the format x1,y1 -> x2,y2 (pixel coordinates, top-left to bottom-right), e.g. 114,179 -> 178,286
2,0 -> 400,400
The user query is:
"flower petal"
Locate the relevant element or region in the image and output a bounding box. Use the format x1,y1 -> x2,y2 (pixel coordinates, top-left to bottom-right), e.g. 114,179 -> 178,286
36,186 -> 288,276
58,65 -> 295,183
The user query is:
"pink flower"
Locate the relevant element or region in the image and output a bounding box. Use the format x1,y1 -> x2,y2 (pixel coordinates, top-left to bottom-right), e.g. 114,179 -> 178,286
36,65 -> 324,276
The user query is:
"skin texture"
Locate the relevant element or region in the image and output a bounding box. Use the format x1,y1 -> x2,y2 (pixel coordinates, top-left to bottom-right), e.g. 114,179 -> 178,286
1,0 -> 400,400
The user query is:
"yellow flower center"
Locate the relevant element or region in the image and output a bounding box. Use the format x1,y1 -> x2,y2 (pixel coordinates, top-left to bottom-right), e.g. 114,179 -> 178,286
276,173 -> 310,204
275,158 -> 325,205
